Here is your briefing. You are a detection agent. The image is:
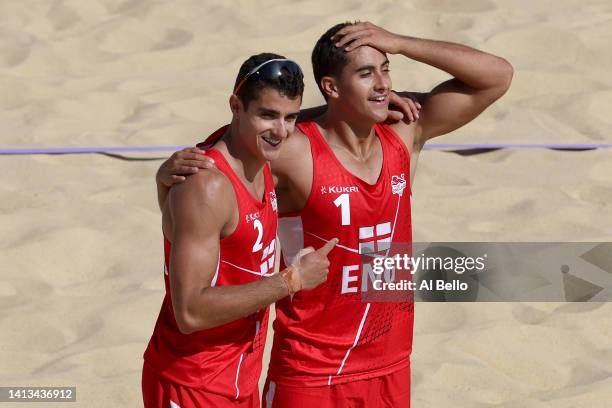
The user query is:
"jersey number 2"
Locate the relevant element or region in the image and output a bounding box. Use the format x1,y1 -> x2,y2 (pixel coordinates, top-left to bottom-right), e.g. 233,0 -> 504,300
252,219 -> 263,252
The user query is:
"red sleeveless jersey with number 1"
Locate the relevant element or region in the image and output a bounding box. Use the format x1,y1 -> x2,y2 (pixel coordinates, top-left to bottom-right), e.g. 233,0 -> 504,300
144,126 -> 278,400
269,121 -> 414,387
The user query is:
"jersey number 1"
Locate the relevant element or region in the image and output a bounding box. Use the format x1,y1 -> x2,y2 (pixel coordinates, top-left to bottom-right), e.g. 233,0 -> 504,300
334,193 -> 351,226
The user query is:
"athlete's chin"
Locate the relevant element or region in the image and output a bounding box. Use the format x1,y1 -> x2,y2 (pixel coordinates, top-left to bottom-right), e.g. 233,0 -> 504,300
260,147 -> 282,162
366,109 -> 388,124
257,137 -> 283,161
363,103 -> 389,123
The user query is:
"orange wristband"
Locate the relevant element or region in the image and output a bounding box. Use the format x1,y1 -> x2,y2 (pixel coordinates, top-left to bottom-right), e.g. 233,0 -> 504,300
279,266 -> 302,296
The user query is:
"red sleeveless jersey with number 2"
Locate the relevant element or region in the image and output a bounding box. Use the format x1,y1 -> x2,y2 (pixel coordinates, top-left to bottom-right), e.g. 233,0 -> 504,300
144,126 -> 278,400
269,121 -> 414,387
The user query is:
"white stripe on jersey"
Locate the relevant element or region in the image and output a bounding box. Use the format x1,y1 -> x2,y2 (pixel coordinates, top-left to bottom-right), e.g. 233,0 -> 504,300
234,353 -> 245,400
329,302 -> 371,385
306,232 -> 359,254
329,195 -> 401,384
221,260 -> 275,277
211,252 -> 220,287
386,194 -> 402,256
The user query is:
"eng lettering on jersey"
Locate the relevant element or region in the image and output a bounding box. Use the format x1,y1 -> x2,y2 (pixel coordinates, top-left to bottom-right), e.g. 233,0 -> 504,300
341,262 -> 397,294
340,222 -> 393,294
391,173 -> 407,196
245,212 -> 261,223
320,185 -> 359,195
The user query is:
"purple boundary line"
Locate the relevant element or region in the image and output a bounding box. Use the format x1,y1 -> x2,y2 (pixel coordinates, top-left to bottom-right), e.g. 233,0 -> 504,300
425,143 -> 612,149
0,145 -> 191,155
1,143 -> 612,155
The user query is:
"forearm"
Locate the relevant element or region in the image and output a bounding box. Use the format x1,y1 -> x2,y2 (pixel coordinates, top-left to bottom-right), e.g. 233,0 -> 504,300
156,170 -> 170,211
180,272 -> 290,332
396,36 -> 512,90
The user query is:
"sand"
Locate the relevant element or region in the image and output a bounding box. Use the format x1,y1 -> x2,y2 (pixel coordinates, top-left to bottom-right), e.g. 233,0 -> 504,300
1,0 -> 611,406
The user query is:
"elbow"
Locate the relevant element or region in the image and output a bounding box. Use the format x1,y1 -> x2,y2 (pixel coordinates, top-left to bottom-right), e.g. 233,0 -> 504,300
175,311 -> 199,335
174,307 -> 216,334
177,325 -> 195,335
171,286 -> 218,334
484,58 -> 513,103
497,58 -> 514,94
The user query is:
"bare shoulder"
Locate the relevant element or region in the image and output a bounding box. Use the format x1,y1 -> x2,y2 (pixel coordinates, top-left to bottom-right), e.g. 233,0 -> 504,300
270,127 -> 314,211
271,128 -> 312,181
169,168 -> 235,218
281,127 -> 311,158
388,117 -> 421,155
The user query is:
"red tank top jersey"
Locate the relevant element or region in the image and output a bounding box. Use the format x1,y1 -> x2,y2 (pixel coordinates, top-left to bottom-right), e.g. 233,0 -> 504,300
268,121 -> 414,387
144,126 -> 279,400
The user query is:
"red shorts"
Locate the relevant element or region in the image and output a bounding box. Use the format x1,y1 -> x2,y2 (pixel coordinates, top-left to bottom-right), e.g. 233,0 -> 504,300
262,363 -> 410,408
142,363 -> 259,408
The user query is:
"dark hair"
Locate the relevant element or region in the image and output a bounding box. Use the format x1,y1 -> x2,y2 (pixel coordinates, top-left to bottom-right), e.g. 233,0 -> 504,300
233,53 -> 304,110
311,22 -> 354,99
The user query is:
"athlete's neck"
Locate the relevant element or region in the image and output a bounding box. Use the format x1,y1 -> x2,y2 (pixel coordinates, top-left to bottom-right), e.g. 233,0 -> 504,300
220,125 -> 265,183
318,109 -> 378,160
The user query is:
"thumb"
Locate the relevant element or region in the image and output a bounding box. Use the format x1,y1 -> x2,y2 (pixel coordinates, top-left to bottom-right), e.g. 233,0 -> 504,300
292,247 -> 315,267
316,238 -> 339,256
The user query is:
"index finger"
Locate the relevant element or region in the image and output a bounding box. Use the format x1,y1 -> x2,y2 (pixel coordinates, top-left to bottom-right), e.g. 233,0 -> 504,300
387,94 -> 412,120
182,152 -> 215,165
316,238 -> 339,256
332,22 -> 365,42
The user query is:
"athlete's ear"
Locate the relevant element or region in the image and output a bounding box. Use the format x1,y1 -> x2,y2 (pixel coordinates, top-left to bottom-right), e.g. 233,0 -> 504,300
229,94 -> 243,119
320,76 -> 339,100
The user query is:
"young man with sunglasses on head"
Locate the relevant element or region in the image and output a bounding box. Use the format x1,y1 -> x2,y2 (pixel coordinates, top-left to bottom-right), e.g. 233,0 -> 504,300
159,21 -> 513,407
142,53 -> 339,408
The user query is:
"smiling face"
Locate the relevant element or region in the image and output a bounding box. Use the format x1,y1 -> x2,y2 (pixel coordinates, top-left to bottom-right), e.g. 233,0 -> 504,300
329,46 -> 392,124
232,87 -> 301,162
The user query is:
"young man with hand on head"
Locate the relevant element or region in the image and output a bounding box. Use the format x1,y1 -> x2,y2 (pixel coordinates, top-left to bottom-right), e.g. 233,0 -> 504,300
264,22 -> 511,407
142,53 -> 338,408
160,21 -> 512,407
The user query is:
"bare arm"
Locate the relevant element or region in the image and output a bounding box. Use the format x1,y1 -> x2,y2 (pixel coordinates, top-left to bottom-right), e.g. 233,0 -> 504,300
167,170 -> 286,333
398,37 -> 513,145
168,170 -> 335,334
335,22 -> 513,147
156,169 -> 171,211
